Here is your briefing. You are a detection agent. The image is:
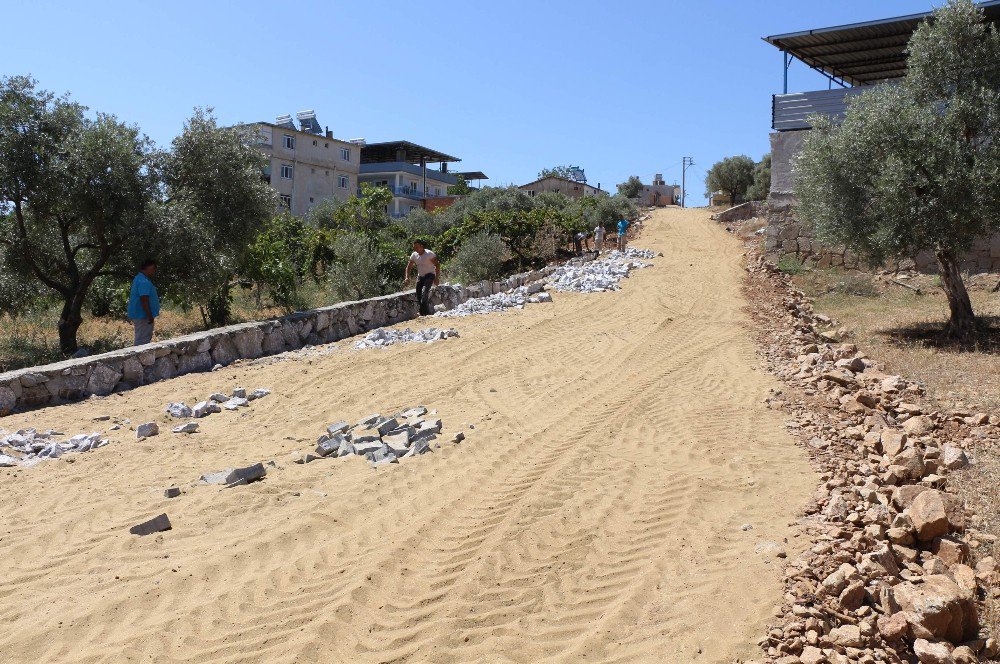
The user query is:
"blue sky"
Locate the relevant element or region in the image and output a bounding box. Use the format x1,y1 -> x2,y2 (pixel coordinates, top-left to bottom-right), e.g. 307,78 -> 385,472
4,0 -> 941,205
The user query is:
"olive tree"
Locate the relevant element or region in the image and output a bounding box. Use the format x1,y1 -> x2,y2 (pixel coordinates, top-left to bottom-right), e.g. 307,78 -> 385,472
616,176 -> 644,198
705,155 -> 755,205
747,154 -> 771,202
795,0 -> 1000,339
0,76 -> 161,352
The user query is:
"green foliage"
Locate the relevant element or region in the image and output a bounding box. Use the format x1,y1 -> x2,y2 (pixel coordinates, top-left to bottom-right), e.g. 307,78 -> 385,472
0,75 -> 161,351
447,231 -> 508,284
705,155 -> 755,205
243,213 -> 316,311
777,256 -> 805,275
87,276 -> 129,318
327,233 -> 394,301
446,175 -> 472,195
794,0 -> 1000,335
747,154 -> 771,201
616,175 -> 644,198
537,165 -> 579,180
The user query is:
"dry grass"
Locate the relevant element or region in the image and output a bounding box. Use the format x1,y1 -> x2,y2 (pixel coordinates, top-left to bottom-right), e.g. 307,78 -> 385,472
0,282 -> 336,373
794,267 -> 1000,635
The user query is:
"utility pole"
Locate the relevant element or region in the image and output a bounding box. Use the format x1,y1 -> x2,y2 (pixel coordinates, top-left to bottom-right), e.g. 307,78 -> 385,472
681,156 -> 695,208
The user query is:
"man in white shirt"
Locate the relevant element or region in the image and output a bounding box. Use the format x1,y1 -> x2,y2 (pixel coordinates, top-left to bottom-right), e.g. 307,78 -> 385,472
404,240 -> 440,315
594,224 -> 606,253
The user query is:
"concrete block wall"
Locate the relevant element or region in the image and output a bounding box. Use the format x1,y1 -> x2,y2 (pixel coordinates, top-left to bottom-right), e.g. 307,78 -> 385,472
0,268 -> 553,416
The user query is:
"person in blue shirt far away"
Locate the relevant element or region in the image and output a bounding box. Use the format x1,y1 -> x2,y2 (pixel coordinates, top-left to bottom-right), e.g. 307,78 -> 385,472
616,218 -> 629,252
127,259 -> 160,346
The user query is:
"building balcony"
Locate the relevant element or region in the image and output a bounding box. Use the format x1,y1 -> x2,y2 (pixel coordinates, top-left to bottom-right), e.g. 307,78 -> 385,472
357,185 -> 451,200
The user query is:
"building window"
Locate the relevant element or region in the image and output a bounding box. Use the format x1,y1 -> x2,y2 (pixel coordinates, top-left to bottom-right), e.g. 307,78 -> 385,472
312,140 -> 317,146
279,194 -> 291,208
338,175 -> 349,188
280,164 -> 293,179
309,197 -> 314,203
325,142 -> 329,148
311,168 -> 315,174
340,147 -> 350,161
283,134 -> 295,149
325,170 -> 329,175
527,190 -> 535,197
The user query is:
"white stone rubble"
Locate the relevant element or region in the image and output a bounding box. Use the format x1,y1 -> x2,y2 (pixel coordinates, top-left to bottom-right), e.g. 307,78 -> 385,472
0,428 -> 108,466
353,327 -> 459,349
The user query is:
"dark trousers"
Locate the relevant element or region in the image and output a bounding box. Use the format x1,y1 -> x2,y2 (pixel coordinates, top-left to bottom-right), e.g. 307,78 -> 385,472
416,273 -> 435,315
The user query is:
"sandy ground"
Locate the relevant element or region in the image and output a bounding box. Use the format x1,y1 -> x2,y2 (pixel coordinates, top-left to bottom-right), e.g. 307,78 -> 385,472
0,207 -> 815,663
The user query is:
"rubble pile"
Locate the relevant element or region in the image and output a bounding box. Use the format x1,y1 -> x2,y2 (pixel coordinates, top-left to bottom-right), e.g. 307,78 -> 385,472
292,406 -> 463,467
546,247 -> 655,293
353,327 -> 459,350
741,250 -> 999,663
0,429 -> 108,467
165,386 -> 271,422
435,283 -> 549,318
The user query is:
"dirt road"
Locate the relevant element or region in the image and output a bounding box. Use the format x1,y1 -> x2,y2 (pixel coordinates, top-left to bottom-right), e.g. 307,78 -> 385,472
0,207 -> 815,663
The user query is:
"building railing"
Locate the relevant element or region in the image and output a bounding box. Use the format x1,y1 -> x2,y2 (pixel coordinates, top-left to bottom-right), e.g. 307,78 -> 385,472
356,185 -> 451,200
772,86 -> 867,131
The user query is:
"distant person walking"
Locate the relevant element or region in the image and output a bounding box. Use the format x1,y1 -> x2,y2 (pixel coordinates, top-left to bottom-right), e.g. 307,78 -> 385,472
617,218 -> 630,252
405,240 -> 440,316
128,259 -> 160,346
573,231 -> 591,256
594,224 -> 606,253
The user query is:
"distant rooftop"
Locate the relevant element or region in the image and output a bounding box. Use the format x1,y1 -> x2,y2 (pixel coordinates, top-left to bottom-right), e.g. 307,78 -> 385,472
764,0 -> 1000,86
361,141 -> 460,165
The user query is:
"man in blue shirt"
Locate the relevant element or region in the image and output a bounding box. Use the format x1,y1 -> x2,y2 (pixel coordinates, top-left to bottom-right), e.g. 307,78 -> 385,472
616,218 -> 629,252
127,259 -> 160,345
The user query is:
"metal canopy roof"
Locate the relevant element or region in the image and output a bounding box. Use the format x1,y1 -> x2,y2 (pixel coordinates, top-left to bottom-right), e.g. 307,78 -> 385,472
454,171 -> 488,181
764,0 -> 1000,86
360,141 -> 460,165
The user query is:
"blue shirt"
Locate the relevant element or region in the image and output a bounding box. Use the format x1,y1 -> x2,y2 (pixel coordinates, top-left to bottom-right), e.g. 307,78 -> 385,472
128,273 -> 160,320
617,219 -> 629,236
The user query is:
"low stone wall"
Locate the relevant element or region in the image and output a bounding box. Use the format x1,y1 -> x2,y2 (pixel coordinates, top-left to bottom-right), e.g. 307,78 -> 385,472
0,268 -> 553,416
712,201 -> 766,224
764,201 -> 1000,273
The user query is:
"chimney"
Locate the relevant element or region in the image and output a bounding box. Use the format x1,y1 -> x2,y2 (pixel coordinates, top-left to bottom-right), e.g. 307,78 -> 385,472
325,127 -> 332,138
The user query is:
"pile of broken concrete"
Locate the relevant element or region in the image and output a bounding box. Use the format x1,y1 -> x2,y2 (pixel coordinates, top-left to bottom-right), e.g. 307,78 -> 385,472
294,407 -> 462,467
0,428 -> 108,467
744,253 -> 998,664
353,327 -> 459,349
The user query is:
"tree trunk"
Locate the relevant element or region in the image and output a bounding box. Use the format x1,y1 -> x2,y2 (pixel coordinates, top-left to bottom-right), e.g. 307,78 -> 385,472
57,291 -> 86,354
935,248 -> 976,340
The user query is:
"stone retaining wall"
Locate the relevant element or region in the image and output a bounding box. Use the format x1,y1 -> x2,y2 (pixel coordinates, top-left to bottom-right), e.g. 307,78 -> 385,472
0,268 -> 553,416
763,201 -> 1000,273
711,201 -> 766,224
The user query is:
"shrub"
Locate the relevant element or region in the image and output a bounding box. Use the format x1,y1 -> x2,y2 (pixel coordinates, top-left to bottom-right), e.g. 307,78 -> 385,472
448,231 -> 507,284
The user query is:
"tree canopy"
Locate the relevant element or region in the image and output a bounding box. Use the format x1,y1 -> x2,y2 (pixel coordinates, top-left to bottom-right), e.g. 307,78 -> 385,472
0,77 -> 275,350
704,155 -> 755,205
537,165 -> 581,181
747,154 -> 771,202
794,0 -> 1000,339
616,176 -> 644,198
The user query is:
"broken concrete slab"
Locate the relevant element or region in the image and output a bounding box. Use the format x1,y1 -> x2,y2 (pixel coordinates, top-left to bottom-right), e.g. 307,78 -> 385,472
129,513 -> 172,536
172,422 -> 199,434
136,422 -> 159,439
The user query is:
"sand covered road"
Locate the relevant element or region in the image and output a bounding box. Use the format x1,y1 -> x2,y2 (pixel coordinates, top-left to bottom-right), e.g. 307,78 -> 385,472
0,207 -> 815,663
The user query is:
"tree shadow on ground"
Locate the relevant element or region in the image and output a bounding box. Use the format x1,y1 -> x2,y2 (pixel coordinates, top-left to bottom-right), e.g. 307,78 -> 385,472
877,315 -> 1000,355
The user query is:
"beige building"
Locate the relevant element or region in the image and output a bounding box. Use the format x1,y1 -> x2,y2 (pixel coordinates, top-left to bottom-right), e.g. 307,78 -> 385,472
519,176 -> 608,199
256,111 -> 360,217
638,174 -> 680,207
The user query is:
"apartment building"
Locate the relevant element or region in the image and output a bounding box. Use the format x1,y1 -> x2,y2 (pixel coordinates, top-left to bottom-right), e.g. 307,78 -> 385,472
256,111 -> 360,217
358,141 -> 463,218
519,176 -> 608,199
